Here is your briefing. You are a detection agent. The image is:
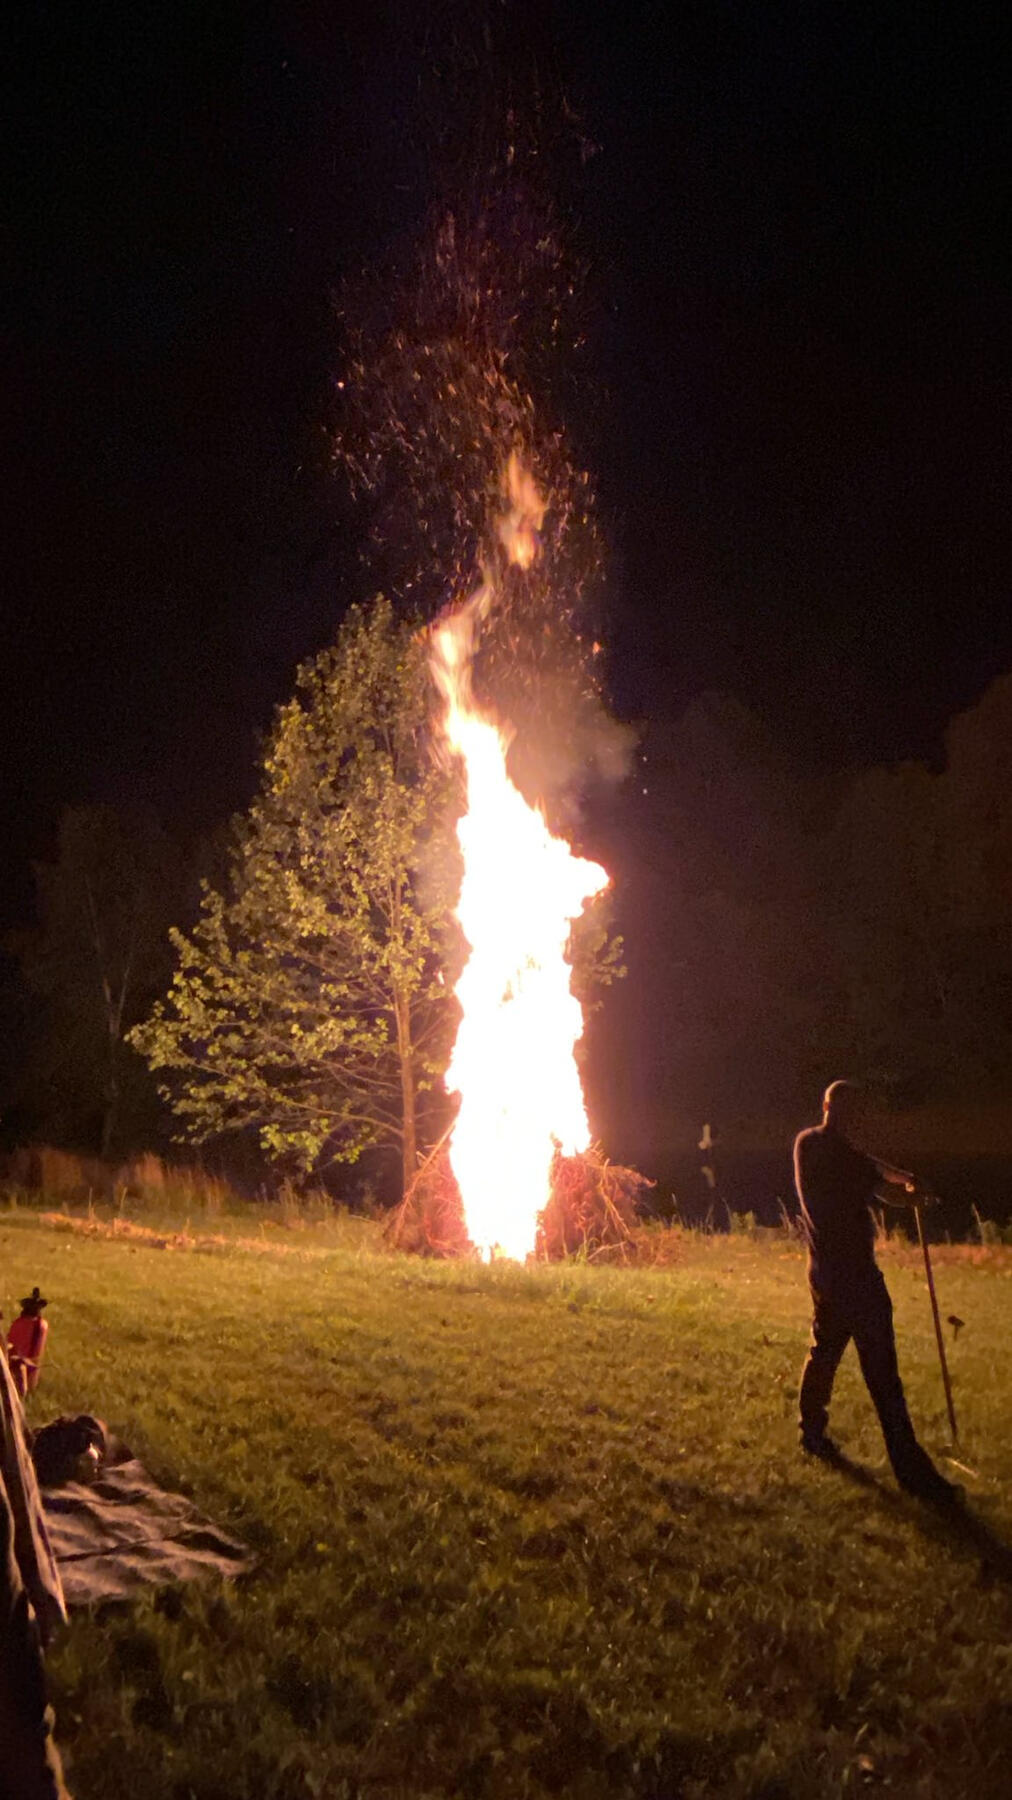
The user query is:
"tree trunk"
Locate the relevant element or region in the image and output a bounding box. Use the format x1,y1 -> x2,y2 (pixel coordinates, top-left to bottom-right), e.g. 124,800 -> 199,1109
100,1056 -> 119,1161
394,991 -> 417,1200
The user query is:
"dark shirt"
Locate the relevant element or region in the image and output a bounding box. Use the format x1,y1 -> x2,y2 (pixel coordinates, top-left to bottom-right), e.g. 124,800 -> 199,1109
793,1123 -> 881,1292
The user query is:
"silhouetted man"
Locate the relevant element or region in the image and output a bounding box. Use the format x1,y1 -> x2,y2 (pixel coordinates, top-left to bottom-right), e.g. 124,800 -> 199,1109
794,1080 -> 957,1507
0,1337 -> 71,1798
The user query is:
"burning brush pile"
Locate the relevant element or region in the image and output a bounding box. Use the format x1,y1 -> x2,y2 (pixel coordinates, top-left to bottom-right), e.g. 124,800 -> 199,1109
386,448 -> 657,1268
385,1145 -> 652,1262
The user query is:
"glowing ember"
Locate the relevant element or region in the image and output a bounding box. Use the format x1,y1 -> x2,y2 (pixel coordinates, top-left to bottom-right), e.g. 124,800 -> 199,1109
431,467 -> 608,1261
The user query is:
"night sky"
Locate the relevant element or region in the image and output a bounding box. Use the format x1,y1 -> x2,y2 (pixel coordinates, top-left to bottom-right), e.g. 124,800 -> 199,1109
5,1 -> 1008,939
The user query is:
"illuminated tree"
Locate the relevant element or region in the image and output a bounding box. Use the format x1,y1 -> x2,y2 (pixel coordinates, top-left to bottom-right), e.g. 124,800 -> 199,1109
131,600 -> 458,1192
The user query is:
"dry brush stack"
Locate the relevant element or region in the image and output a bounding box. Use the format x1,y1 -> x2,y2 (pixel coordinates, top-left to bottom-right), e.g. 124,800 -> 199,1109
385,1145 -> 651,1261
538,1149 -> 653,1261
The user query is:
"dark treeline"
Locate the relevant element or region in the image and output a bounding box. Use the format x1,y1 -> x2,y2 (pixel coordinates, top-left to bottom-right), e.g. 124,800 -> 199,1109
0,806 -> 205,1165
3,670 -> 1011,1187
591,669 -> 1012,1169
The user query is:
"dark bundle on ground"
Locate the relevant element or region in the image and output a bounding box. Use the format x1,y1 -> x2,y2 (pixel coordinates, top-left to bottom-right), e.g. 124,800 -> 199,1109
385,1144 -> 653,1260
383,1150 -> 472,1258
538,1148 -> 653,1262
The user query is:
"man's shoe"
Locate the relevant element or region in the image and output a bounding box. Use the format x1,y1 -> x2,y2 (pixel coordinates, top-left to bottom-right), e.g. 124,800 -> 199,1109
900,1471 -> 963,1509
801,1433 -> 842,1462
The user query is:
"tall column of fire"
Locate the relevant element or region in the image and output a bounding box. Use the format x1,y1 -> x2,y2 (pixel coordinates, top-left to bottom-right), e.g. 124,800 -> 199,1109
430,459 -> 608,1261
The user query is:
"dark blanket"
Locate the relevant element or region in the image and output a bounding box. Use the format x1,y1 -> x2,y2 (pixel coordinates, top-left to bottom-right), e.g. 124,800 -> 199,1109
41,1440 -> 252,1605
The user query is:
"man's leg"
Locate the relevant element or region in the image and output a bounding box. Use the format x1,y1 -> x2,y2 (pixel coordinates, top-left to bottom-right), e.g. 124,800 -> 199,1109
851,1274 -> 955,1503
799,1292 -> 850,1450
0,1480 -> 72,1800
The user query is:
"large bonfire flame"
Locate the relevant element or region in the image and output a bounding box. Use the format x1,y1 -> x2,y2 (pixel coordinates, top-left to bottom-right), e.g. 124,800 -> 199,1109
431,457 -> 609,1261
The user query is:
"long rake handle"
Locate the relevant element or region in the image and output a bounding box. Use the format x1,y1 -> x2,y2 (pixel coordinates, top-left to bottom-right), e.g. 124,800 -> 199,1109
914,1202 -> 959,1445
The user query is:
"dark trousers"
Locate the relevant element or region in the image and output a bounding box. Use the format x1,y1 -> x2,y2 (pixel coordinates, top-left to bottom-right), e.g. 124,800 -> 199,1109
799,1268 -> 941,1493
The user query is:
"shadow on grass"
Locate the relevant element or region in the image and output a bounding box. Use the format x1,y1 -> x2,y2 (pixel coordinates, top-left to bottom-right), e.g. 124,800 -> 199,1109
820,1447 -> 1012,1581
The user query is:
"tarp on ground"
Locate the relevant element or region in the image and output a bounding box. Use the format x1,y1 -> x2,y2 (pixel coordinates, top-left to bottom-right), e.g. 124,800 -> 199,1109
41,1442 -> 252,1605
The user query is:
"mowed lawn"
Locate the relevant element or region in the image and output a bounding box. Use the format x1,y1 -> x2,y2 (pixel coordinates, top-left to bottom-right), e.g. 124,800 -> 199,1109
2,1208 -> 1011,1800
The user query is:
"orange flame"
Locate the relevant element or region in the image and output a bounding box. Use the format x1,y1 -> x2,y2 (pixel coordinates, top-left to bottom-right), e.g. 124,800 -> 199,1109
495,450 -> 547,570
431,465 -> 608,1260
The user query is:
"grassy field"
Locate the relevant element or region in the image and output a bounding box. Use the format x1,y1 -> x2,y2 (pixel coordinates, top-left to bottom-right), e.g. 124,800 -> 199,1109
1,1203 -> 1010,1800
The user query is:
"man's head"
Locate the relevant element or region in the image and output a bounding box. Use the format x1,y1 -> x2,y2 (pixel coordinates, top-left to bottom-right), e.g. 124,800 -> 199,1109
822,1080 -> 866,1139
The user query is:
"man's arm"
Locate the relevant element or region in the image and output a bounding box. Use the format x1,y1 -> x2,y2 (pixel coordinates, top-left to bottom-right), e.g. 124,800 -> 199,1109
876,1159 -> 914,1187
872,1160 -> 939,1206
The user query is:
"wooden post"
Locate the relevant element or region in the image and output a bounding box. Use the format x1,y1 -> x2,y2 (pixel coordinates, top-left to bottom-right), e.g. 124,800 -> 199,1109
914,1203 -> 959,1445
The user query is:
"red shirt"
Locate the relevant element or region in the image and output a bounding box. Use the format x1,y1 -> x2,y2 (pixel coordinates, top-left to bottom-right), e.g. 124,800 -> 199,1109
8,1316 -> 46,1366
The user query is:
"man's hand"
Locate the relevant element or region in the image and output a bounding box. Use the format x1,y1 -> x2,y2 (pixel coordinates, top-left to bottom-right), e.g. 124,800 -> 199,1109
873,1164 -> 940,1208
899,1178 -> 941,1207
